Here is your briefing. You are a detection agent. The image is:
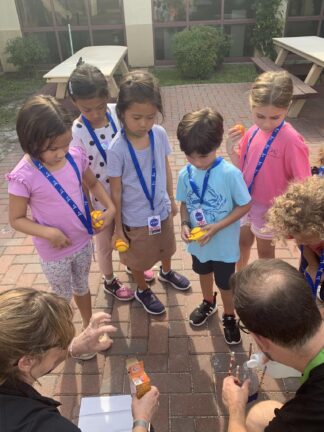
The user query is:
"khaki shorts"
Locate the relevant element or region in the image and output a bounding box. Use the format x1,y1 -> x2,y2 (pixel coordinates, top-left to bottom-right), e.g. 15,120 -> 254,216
120,215 -> 176,271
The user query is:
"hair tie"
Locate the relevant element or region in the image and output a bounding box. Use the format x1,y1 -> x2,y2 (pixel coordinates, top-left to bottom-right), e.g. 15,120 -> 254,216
68,81 -> 73,95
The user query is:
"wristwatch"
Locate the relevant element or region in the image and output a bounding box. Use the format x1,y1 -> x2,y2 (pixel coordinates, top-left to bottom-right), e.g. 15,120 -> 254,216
133,419 -> 149,430
181,220 -> 191,228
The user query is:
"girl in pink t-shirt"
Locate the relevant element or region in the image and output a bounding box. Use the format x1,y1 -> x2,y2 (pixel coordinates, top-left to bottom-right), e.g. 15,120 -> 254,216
7,95 -> 115,346
226,71 -> 310,269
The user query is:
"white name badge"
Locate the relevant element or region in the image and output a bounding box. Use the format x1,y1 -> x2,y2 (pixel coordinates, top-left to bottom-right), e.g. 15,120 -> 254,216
191,208 -> 207,226
148,215 -> 161,235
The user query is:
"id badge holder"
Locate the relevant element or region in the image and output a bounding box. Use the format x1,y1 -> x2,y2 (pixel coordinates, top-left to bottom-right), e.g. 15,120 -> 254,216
148,215 -> 161,235
191,208 -> 207,226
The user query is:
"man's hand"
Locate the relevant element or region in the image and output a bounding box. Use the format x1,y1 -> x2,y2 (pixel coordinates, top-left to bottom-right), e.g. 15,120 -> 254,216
222,375 -> 250,411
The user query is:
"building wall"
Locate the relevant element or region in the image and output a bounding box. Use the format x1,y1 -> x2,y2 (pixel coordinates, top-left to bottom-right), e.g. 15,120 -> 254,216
123,0 -> 154,67
0,0 -> 21,72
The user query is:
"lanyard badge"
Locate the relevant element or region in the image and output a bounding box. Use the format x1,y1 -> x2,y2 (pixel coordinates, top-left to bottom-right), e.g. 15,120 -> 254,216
187,157 -> 222,226
82,111 -> 118,164
32,153 -> 93,235
243,121 -> 284,193
300,246 -> 324,297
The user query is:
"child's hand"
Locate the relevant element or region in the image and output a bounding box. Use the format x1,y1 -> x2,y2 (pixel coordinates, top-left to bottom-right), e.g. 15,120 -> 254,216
226,126 -> 244,155
112,230 -> 129,250
98,208 -> 115,231
197,223 -> 220,246
46,227 -> 72,249
181,224 -> 191,243
171,198 -> 178,217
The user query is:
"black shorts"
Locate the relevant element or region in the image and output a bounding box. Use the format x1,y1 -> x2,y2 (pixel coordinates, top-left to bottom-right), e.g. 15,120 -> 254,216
192,255 -> 235,290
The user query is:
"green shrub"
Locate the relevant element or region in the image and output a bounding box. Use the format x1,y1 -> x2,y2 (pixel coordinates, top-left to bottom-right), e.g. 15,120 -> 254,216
5,35 -> 49,75
252,0 -> 284,59
172,26 -> 231,79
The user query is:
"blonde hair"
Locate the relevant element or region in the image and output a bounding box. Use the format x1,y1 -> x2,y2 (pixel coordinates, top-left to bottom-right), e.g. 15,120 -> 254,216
0,288 -> 75,384
267,177 -> 324,240
250,71 -> 293,109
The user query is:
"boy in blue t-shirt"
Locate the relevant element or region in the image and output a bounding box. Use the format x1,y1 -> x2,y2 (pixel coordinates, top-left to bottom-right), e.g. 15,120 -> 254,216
176,108 -> 251,344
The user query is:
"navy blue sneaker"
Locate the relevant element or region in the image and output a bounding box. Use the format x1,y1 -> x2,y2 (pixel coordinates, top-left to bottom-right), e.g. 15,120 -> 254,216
135,288 -> 165,315
158,267 -> 191,291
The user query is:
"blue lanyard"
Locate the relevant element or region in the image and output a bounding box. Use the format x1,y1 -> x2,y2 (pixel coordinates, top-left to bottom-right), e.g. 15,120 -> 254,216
300,245 -> 324,297
243,121 -> 284,193
187,157 -> 223,205
319,166 -> 324,176
81,111 -> 118,164
123,129 -> 156,211
32,153 -> 93,235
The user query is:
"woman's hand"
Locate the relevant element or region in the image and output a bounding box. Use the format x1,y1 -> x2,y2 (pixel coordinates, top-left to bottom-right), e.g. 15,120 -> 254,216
132,386 -> 160,424
72,312 -> 117,355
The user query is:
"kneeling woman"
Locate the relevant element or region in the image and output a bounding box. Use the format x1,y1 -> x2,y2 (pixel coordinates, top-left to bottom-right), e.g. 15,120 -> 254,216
0,288 -> 159,431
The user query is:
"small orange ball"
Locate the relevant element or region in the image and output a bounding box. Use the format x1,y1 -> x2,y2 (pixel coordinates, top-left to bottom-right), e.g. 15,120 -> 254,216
115,239 -> 129,253
91,210 -> 104,229
234,123 -> 245,134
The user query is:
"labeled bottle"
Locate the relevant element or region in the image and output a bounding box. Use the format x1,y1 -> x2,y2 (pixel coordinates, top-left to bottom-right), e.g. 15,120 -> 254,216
247,353 -> 301,379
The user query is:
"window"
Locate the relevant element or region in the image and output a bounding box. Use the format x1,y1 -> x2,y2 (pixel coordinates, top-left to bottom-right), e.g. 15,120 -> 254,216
16,0 -> 54,27
58,30 -> 91,58
223,0 -> 255,20
224,23 -> 254,57
285,20 -> 319,36
153,0 -> 186,22
89,0 -> 123,25
92,29 -> 125,45
287,0 -> 322,16
189,0 -> 221,21
155,27 -> 184,60
53,0 -> 88,26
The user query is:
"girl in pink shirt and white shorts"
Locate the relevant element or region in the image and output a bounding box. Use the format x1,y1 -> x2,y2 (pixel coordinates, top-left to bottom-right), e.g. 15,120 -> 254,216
7,96 -> 115,354
226,71 -> 311,268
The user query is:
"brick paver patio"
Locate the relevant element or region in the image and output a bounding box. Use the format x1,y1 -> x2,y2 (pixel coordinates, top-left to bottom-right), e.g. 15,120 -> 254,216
0,82 -> 323,432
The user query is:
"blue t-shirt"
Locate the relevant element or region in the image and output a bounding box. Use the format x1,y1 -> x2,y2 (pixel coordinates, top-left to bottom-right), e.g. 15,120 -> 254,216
107,124 -> 171,227
176,158 -> 251,263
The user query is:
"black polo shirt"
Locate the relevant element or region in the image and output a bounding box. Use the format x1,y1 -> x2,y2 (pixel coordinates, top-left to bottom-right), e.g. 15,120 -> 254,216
0,379 -> 81,432
265,363 -> 324,432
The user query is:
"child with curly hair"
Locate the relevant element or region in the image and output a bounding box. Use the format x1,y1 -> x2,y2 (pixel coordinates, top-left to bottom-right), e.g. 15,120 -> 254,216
267,176 -> 324,300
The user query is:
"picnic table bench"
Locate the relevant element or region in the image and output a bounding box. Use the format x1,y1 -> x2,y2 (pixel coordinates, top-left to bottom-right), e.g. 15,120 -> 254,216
43,46 -> 129,99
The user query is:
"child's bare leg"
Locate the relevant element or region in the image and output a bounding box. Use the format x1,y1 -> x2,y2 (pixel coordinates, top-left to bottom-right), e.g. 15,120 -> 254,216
219,289 -> 235,315
200,273 -> 214,303
161,257 -> 171,273
73,292 -> 92,328
256,237 -> 275,259
237,225 -> 255,271
131,269 -> 148,291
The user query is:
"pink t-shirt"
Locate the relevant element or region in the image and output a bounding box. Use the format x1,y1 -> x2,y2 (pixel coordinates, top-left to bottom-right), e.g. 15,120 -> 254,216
239,122 -> 311,206
7,145 -> 91,262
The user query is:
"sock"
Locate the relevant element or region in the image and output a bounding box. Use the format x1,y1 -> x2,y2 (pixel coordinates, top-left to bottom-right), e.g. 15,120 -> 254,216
137,287 -> 148,293
105,274 -> 116,284
161,268 -> 171,276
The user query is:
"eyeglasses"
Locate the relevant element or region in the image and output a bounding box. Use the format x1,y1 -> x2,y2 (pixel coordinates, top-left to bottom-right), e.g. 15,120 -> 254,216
238,319 -> 250,334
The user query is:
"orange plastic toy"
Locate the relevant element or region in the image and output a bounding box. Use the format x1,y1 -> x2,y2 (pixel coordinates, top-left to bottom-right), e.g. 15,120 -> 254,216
115,238 -> 129,252
188,226 -> 207,241
91,210 -> 104,229
234,123 -> 245,134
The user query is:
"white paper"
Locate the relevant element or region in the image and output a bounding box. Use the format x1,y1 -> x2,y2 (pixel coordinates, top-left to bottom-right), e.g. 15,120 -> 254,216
78,395 -> 132,432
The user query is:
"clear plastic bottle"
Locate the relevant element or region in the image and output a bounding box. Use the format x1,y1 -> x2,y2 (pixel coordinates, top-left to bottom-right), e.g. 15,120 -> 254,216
240,361 -> 259,403
247,353 -> 301,379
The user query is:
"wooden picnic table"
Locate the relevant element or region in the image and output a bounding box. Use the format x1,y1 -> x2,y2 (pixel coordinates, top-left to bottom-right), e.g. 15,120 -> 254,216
273,36 -> 324,117
43,46 -> 129,99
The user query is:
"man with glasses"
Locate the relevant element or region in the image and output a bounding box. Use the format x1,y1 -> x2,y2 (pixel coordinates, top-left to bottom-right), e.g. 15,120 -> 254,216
222,259 -> 324,432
